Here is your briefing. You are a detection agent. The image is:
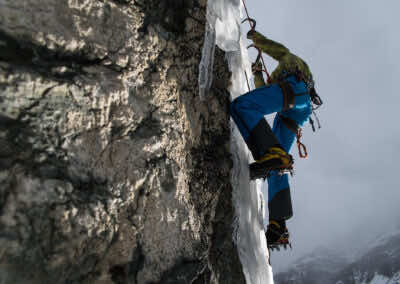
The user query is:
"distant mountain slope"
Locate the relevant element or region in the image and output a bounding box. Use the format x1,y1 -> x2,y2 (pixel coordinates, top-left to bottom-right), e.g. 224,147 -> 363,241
275,232 -> 400,284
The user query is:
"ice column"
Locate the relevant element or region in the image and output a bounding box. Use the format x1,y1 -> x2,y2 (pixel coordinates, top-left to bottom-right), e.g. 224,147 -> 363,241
198,0 -> 274,283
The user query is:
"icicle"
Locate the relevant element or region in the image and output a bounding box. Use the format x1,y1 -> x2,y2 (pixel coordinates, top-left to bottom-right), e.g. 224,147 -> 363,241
198,18 -> 216,100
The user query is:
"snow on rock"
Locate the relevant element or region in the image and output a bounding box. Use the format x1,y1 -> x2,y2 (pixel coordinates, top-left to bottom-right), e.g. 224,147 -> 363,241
200,0 -> 274,283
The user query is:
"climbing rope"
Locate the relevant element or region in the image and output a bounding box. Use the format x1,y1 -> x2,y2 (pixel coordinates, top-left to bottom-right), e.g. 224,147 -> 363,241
241,0 -> 253,28
244,69 -> 251,91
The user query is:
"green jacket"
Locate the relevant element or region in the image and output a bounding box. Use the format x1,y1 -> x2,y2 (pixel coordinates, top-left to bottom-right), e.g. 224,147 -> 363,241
250,31 -> 314,89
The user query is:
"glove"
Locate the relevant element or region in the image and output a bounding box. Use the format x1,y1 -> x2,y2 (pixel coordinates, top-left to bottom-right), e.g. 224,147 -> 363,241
247,29 -> 257,40
251,62 -> 263,74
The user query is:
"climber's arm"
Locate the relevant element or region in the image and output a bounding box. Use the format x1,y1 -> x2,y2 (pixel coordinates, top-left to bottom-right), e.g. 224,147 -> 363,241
248,31 -> 290,61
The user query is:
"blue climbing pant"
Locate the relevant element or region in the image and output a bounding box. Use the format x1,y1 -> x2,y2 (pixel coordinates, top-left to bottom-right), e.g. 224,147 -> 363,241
230,75 -> 312,220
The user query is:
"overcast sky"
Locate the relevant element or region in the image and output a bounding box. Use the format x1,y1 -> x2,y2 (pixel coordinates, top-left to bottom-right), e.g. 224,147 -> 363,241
243,0 -> 400,271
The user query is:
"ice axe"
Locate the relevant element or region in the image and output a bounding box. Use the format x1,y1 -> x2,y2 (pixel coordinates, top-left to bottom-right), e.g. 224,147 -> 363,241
247,44 -> 271,83
241,17 -> 256,30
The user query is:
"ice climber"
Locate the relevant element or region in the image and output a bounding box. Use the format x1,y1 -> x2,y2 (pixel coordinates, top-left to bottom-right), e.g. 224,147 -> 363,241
229,28 -> 322,249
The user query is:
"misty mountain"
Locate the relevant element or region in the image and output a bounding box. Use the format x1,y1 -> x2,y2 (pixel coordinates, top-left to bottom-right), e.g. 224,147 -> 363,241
275,231 -> 400,284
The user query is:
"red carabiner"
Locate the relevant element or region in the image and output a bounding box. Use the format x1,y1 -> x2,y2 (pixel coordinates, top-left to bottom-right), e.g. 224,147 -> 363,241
296,130 -> 308,159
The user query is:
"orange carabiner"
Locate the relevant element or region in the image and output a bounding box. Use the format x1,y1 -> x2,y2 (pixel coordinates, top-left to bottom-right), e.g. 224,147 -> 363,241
296,130 -> 308,159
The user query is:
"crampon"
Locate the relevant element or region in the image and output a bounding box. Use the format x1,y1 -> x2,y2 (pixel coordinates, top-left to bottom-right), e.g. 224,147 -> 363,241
249,158 -> 294,180
268,231 -> 292,251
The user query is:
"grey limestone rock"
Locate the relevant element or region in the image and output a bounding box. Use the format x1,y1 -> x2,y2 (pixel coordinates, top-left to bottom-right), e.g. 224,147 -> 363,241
0,0 -> 245,283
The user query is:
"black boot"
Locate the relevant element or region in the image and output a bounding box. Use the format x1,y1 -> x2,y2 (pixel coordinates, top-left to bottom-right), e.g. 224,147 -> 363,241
266,220 -> 290,250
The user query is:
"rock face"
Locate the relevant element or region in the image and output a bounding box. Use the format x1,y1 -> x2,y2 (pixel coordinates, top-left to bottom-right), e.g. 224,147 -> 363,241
0,1 -> 245,283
